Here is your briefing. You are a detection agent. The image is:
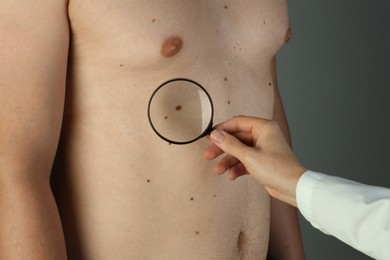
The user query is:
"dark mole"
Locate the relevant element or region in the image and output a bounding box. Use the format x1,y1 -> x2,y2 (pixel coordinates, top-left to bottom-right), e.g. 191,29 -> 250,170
213,195 -> 217,198
161,36 -> 183,58
268,82 -> 272,86
119,64 -> 123,67
175,105 -> 182,111
224,77 -> 228,81
227,100 -> 231,105
195,231 -> 200,235
152,18 -> 156,23
190,197 -> 194,201
164,116 -> 168,119
263,21 -> 266,25
147,179 -> 151,183
224,5 -> 228,9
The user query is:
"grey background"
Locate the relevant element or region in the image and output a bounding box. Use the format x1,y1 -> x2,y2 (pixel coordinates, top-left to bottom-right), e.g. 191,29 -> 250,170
276,1 -> 390,259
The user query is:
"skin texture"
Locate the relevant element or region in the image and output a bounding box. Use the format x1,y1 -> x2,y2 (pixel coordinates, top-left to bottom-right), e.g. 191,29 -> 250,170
1,0 -> 304,259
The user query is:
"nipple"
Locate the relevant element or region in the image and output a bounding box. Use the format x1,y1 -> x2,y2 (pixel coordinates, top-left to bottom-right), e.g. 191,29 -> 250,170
285,27 -> 292,43
161,36 -> 183,58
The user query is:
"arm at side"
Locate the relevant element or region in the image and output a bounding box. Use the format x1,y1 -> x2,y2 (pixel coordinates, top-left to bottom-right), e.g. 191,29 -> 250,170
0,0 -> 70,258
267,57 -> 305,259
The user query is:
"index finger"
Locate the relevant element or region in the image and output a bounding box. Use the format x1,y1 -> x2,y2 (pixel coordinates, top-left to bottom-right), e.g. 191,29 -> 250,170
214,115 -> 272,137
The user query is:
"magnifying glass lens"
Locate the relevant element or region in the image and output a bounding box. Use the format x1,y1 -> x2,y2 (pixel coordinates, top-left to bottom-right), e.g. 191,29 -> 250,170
148,78 -> 214,144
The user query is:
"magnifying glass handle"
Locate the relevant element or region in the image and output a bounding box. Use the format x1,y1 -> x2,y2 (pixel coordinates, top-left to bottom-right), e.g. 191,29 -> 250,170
201,121 -> 214,138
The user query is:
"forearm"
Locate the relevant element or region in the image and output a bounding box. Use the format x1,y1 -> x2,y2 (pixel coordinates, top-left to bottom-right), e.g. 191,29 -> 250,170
267,199 -> 304,260
0,176 -> 67,259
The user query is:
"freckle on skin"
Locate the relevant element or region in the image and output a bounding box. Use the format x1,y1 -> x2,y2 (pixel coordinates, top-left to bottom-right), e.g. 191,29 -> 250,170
190,197 -> 194,201
119,64 -> 123,67
175,105 -> 182,111
161,36 -> 183,58
224,77 -> 228,81
224,5 -> 228,9
152,18 -> 156,23
195,231 -> 200,235
227,101 -> 231,105
147,179 -> 151,183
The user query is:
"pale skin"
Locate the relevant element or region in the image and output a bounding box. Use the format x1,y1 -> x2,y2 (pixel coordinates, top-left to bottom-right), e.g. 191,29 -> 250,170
1,1 -> 304,259
204,116 -> 308,207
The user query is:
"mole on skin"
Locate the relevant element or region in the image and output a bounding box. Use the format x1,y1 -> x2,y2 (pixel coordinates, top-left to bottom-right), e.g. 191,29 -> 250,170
161,37 -> 183,58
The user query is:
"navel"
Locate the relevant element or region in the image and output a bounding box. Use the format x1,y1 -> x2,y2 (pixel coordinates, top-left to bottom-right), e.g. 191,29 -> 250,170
161,36 -> 183,58
237,231 -> 247,253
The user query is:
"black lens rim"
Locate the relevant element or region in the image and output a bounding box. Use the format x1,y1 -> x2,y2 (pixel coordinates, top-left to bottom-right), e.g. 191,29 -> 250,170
147,78 -> 214,145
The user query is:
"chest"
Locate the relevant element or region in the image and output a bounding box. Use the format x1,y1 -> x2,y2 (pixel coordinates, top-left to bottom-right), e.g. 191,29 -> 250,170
68,0 -> 289,67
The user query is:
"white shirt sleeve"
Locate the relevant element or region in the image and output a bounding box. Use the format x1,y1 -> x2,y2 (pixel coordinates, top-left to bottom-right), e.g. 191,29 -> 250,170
296,170 -> 390,260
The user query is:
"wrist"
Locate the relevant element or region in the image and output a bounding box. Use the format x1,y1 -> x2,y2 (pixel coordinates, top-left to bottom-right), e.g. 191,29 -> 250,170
274,164 -> 307,207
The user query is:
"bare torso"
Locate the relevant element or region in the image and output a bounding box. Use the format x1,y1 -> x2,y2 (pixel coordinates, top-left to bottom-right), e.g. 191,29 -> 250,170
51,1 -> 290,259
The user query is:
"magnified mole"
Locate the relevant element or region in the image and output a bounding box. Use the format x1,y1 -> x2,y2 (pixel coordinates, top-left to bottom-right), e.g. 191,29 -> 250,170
175,105 -> 182,111
161,36 -> 183,58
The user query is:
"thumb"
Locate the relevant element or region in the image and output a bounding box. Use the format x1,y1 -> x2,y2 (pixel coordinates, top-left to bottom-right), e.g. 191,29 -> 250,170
210,130 -> 250,162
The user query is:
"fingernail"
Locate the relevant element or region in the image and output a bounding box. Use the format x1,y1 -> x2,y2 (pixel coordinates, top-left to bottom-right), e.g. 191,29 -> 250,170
211,130 -> 225,144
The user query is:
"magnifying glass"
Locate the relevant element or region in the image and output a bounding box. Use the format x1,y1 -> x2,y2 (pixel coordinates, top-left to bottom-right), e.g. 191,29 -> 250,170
147,78 -> 214,145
